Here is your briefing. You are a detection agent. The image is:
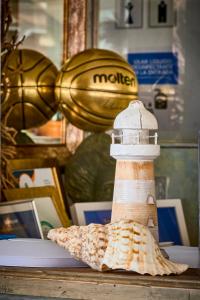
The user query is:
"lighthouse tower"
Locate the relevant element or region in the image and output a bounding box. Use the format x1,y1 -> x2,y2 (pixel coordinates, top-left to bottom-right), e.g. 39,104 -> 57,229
110,100 -> 160,240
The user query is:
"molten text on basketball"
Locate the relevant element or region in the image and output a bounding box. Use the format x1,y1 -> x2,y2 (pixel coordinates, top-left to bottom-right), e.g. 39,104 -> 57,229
93,73 -> 135,86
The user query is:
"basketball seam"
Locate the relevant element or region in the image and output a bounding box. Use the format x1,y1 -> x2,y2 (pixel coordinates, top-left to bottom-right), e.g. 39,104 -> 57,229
61,57 -> 128,73
59,69 -> 65,93
4,85 -> 57,114
70,65 -> 137,89
7,56 -> 46,73
36,63 -> 56,85
37,86 -> 57,114
58,63 -> 138,95
10,101 -> 53,121
64,87 -> 138,96
22,89 -> 26,128
21,49 -> 46,72
60,62 -> 138,126
69,90 -> 114,121
20,50 -> 26,128
5,85 -> 56,88
62,102 -> 111,127
56,86 -> 138,96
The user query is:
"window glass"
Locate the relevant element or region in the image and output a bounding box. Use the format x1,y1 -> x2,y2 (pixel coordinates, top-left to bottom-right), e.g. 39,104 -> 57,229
97,0 -> 200,143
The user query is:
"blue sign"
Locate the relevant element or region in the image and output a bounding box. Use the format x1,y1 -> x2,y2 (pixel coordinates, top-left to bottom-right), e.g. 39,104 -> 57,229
128,52 -> 178,85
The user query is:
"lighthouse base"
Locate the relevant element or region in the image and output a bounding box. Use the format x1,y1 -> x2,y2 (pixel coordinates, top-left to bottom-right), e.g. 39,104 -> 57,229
111,160 -> 159,241
111,202 -> 159,240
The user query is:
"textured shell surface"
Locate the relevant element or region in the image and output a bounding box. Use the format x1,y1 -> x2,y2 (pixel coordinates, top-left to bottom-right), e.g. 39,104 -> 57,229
48,220 -> 188,276
48,223 -> 108,271
102,220 -> 188,275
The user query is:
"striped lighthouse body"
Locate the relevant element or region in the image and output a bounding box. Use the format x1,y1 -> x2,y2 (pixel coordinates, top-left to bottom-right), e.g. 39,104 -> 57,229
110,101 -> 160,240
112,160 -> 158,240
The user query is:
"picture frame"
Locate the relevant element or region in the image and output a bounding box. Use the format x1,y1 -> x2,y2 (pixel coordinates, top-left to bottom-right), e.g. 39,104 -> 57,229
3,186 -> 70,232
155,145 -> 198,246
157,199 -> 190,246
7,158 -> 70,227
70,199 -> 190,246
149,0 -> 176,28
115,0 -> 143,29
70,202 -> 112,226
0,198 -> 43,239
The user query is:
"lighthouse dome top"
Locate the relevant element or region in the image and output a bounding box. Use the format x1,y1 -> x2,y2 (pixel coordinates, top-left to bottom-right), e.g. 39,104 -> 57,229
113,100 -> 158,130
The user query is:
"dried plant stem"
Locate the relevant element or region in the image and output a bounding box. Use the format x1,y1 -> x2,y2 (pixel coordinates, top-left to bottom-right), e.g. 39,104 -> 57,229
1,0 -> 25,200
1,123 -> 18,196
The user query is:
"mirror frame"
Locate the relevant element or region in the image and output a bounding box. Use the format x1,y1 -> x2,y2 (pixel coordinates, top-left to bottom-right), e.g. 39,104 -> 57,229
13,0 -> 87,167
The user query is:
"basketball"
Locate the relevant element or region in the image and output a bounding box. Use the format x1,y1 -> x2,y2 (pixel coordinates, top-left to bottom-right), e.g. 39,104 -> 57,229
55,48 -> 138,132
1,49 -> 59,130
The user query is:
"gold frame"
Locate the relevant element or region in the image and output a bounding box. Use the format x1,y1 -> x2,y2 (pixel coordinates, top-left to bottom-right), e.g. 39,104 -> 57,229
7,158 -> 57,170
3,186 -> 70,228
63,0 -> 87,61
13,145 -> 71,168
89,0 -> 99,48
7,158 -> 70,227
11,0 -> 88,165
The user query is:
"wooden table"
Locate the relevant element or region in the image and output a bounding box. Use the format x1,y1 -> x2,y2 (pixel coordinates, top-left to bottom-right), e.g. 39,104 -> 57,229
0,267 -> 200,300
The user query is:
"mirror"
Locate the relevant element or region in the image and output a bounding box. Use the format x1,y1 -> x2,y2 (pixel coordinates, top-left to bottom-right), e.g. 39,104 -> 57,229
7,0 -> 65,145
2,0 -> 87,164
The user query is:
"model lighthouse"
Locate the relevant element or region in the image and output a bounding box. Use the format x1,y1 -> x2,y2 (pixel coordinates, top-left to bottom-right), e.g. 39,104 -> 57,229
110,100 -> 160,240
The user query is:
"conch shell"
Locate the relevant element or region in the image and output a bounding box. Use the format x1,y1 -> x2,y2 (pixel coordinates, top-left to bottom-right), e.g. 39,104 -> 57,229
48,220 -> 188,276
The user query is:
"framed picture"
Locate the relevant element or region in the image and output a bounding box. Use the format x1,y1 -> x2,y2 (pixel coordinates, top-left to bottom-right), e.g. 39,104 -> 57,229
155,145 -> 198,246
70,202 -> 112,226
3,186 -> 71,236
157,199 -> 190,246
70,199 -> 189,246
115,0 -> 143,29
7,158 -> 70,227
149,0 -> 176,28
0,199 -> 43,239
